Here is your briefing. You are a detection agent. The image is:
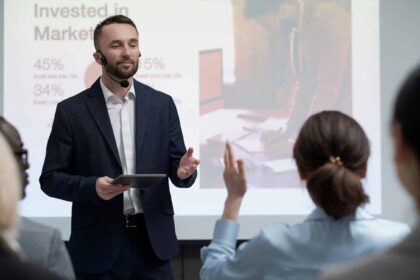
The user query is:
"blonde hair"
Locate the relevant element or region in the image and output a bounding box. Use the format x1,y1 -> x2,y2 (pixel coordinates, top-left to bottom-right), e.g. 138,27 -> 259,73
0,132 -> 21,252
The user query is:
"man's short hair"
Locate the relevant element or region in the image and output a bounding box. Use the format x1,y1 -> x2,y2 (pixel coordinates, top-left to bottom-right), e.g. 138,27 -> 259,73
93,15 -> 138,50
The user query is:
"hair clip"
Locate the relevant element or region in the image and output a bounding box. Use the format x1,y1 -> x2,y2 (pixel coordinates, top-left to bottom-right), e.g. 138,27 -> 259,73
329,156 -> 343,166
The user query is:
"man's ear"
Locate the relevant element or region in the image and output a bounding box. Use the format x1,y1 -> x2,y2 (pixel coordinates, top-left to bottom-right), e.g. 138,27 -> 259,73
93,52 -> 101,65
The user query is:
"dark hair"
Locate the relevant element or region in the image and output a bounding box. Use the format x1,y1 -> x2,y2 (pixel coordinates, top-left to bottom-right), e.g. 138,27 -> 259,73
393,65 -> 420,161
93,15 -> 138,50
0,116 -> 5,127
293,111 -> 370,219
0,116 -> 26,200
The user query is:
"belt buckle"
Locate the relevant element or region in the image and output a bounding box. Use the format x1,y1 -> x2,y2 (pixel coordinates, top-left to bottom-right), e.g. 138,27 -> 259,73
125,214 -> 138,228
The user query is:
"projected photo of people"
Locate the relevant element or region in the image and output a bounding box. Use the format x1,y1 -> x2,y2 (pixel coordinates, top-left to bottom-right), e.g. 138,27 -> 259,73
200,0 -> 352,189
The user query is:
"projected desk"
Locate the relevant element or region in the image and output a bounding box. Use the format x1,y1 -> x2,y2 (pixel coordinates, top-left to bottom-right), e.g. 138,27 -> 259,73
200,109 -> 300,189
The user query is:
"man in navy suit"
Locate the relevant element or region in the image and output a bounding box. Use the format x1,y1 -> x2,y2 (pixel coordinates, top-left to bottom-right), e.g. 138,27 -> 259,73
40,15 -> 199,279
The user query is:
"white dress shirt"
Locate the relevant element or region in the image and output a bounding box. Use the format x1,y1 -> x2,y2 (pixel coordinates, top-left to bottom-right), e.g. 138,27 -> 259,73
100,78 -> 142,214
200,207 -> 410,280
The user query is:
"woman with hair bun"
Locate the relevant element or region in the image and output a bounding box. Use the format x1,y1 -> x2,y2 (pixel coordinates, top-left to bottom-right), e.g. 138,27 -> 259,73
200,111 -> 410,280
293,111 -> 370,220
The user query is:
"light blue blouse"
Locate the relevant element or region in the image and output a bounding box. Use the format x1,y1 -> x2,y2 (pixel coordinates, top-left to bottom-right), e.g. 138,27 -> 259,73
200,207 -> 410,280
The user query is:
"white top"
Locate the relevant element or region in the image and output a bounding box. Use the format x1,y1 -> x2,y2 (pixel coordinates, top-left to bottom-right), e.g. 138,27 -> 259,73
201,207 -> 410,280
100,78 -> 142,214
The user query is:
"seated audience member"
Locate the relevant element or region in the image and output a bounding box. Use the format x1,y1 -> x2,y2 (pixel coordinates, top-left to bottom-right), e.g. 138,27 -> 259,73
0,117 -> 75,280
0,131 -> 61,279
200,111 -> 410,280
321,66 -> 420,280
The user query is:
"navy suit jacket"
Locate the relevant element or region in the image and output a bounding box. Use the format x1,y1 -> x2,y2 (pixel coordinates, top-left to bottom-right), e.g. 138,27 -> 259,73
40,78 -> 196,273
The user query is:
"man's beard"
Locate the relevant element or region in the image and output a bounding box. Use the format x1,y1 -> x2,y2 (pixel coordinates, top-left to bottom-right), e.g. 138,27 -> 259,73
106,60 -> 139,79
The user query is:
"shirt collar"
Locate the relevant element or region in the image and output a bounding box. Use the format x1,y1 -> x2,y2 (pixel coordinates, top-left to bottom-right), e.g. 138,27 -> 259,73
305,207 -> 375,222
100,77 -> 136,103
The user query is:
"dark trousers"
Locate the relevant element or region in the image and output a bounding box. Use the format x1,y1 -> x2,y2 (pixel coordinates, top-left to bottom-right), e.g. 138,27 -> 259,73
76,214 -> 174,280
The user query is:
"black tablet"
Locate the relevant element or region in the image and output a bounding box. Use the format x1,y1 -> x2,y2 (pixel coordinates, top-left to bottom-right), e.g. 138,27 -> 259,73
112,174 -> 167,188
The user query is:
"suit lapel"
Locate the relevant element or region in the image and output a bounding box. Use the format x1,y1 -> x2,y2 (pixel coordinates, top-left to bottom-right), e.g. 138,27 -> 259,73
134,81 -> 151,172
85,79 -> 122,168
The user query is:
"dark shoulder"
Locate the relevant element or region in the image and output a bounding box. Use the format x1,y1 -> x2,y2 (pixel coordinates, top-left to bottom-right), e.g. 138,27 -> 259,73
134,80 -> 173,102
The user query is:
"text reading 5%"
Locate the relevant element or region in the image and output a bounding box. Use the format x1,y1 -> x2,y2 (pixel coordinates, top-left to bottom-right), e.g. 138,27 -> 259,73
34,58 -> 64,71
139,57 -> 165,70
33,84 -> 64,97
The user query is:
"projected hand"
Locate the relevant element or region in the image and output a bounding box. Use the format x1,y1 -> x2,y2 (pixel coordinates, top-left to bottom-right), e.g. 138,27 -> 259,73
177,147 -> 200,180
96,176 -> 129,201
222,142 -> 247,221
261,130 -> 295,158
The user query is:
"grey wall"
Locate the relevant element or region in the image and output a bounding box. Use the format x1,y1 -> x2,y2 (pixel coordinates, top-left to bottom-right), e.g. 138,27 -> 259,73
380,0 -> 420,225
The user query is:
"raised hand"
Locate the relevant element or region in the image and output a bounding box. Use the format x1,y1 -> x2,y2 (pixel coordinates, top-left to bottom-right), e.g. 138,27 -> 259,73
222,142 -> 247,221
223,142 -> 247,199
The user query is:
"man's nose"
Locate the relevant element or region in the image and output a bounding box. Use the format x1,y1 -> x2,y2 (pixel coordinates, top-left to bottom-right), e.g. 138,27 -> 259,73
22,160 -> 30,170
121,45 -> 131,57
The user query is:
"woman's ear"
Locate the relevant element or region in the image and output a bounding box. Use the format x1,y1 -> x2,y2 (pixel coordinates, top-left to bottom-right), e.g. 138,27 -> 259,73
357,165 -> 367,178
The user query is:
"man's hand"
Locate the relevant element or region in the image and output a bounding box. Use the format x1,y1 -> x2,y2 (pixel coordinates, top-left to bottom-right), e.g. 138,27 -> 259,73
222,142 -> 247,221
177,147 -> 200,180
96,176 -> 129,201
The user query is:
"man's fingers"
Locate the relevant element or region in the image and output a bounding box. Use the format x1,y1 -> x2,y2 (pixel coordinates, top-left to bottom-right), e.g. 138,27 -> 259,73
97,176 -> 129,200
102,187 -> 129,197
108,187 -> 129,196
100,184 -> 127,193
186,147 -> 194,158
179,163 -> 198,178
103,176 -> 114,183
178,148 -> 200,179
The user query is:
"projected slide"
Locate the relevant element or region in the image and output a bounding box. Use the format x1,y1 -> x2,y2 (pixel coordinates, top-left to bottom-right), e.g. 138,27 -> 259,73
4,0 -> 380,217
200,0 -> 353,190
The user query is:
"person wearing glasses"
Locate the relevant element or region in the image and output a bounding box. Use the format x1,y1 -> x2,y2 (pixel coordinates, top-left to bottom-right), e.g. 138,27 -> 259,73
0,116 -> 75,279
201,111 -> 410,280
0,129 -> 62,279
